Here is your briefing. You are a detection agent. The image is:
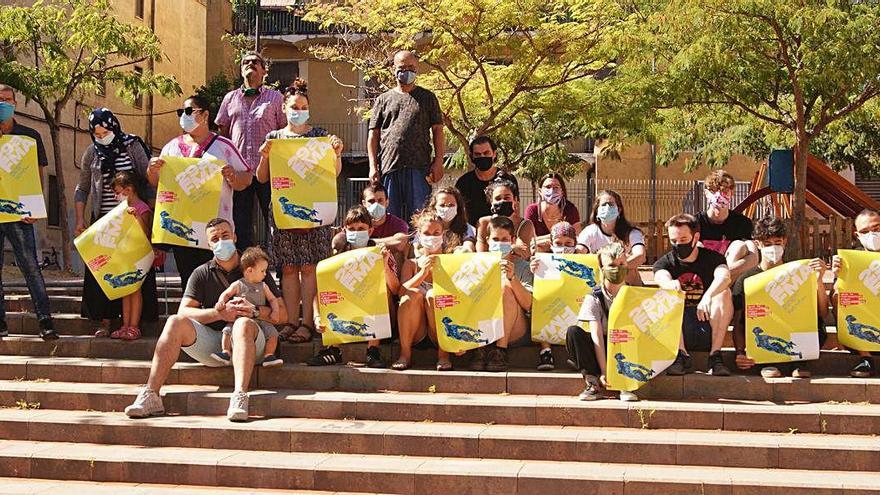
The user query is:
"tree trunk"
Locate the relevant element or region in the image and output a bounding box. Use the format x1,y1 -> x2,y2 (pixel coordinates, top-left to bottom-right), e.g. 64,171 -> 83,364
45,119 -> 73,272
790,131 -> 810,259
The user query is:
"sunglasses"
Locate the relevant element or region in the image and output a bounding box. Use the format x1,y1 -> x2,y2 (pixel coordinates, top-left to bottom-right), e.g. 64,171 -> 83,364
176,107 -> 201,117
241,59 -> 263,67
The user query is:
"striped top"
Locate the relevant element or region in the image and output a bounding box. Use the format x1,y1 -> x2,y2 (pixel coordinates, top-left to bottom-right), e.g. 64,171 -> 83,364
99,154 -> 135,215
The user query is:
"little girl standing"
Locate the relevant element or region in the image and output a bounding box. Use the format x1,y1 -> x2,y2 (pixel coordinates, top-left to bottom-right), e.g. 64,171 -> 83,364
108,171 -> 152,340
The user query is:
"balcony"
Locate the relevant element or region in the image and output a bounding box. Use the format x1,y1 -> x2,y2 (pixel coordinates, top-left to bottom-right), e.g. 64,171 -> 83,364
320,122 -> 369,157
233,2 -> 326,37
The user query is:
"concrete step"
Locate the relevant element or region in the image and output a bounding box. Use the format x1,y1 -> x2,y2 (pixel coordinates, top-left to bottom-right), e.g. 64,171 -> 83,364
5,314 -> 166,337
0,477 -> 366,494
1,408 -> 877,471
3,296 -> 182,315
0,333 -> 858,375
0,355 -> 877,404
1,380 -> 878,434
0,439 -> 877,494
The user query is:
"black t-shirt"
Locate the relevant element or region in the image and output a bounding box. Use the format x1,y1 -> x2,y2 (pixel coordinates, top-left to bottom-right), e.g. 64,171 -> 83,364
183,258 -> 281,331
454,169 -> 518,224
696,210 -> 753,256
731,265 -> 763,311
9,121 -> 49,166
368,86 -> 443,174
653,247 -> 727,306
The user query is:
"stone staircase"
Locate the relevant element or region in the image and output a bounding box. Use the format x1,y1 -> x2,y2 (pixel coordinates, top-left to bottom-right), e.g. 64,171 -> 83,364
0,281 -> 879,493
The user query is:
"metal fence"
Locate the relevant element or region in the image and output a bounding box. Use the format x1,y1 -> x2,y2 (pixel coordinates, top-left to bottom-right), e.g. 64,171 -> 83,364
233,3 -> 324,36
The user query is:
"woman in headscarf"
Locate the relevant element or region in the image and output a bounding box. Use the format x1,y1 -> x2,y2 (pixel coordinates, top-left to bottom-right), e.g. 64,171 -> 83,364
74,108 -> 159,338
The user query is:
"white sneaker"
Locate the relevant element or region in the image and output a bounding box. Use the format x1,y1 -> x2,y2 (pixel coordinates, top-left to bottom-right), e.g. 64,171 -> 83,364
619,390 -> 639,402
124,388 -> 165,418
760,366 -> 782,378
226,391 -> 249,422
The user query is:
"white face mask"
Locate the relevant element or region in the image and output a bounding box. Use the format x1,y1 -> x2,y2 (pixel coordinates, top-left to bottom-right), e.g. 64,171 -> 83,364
760,245 -> 784,264
420,234 -> 443,252
550,245 -> 576,254
95,132 -> 115,146
436,205 -> 457,223
859,231 -> 880,252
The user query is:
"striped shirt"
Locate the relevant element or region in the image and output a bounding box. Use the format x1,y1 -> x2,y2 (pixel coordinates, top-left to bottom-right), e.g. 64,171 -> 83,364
99,155 -> 134,215
215,87 -> 287,171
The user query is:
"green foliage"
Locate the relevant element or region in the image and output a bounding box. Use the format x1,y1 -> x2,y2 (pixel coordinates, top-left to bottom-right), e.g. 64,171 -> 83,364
193,72 -> 237,131
303,0 -> 634,175
221,33 -> 255,66
811,100 -> 880,177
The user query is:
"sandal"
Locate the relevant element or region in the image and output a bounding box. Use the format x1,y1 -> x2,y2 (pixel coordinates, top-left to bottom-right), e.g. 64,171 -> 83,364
94,328 -> 111,338
287,325 -> 313,344
436,360 -> 453,372
391,359 -> 410,371
109,327 -> 128,339
118,326 -> 141,341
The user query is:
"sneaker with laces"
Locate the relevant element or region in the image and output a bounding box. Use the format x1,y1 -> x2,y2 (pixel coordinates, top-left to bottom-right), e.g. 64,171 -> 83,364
38,318 -> 58,341
760,366 -> 782,378
469,346 -> 489,371
0,320 -> 7,338
211,351 -> 232,366
578,375 -> 601,401
618,390 -> 639,402
226,391 -> 249,422
307,346 -> 343,366
365,346 -> 386,368
707,351 -> 731,376
259,355 -> 283,368
536,349 -> 555,371
665,350 -> 692,376
124,388 -> 165,418
485,346 -> 508,372
850,357 -> 874,378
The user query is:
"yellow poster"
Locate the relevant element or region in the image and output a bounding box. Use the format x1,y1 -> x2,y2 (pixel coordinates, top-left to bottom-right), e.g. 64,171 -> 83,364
607,286 -> 684,392
744,260 -> 819,363
0,135 -> 47,223
836,250 -> 880,352
269,137 -> 337,229
316,247 -> 392,345
531,253 -> 601,344
151,156 -> 224,249
74,201 -> 154,300
432,253 -> 504,353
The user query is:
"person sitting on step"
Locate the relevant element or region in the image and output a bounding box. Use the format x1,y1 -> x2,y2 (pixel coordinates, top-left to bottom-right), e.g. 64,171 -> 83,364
565,241 -> 639,402
732,216 -> 828,378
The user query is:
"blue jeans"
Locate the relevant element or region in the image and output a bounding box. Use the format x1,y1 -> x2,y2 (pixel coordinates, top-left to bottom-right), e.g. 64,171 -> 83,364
382,168 -> 432,222
0,221 -> 51,321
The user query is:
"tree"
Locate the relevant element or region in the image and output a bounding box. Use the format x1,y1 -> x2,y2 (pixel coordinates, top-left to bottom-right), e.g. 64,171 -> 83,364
624,0 -> 880,255
0,0 -> 180,269
302,0 -> 631,176
194,72 -> 237,131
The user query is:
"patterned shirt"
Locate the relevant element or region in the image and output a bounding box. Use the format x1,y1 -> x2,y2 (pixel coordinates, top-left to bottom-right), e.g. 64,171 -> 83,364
215,87 -> 286,171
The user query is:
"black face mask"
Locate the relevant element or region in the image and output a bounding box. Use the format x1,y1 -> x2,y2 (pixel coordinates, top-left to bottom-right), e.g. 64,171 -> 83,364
473,156 -> 494,172
672,241 -> 695,260
491,200 -> 514,217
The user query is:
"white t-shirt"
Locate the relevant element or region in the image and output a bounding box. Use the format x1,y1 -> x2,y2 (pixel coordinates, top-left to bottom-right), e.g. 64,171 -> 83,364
159,134 -> 250,228
577,223 -> 645,253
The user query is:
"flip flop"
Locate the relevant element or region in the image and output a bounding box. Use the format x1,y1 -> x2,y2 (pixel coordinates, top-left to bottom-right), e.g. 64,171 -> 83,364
436,360 -> 453,372
391,359 -> 410,371
287,325 -> 313,344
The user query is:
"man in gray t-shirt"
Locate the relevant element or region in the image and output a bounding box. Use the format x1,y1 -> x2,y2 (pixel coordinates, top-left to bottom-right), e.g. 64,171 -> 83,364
368,50 -> 445,221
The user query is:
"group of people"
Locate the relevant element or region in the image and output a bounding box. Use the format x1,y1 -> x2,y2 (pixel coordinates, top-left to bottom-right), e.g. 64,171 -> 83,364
0,48 -> 878,424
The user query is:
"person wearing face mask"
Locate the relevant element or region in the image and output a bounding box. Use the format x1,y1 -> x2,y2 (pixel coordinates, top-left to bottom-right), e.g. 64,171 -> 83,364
0,83 -> 55,340
476,179 -> 535,260
421,187 -> 477,253
360,184 -> 409,250
368,50 -> 445,221
832,208 -> 880,377
696,170 -> 758,280
731,217 -> 829,378
393,211 -> 453,371
654,214 -> 734,377
125,218 -> 286,422
215,51 -> 287,252
256,79 -> 344,347
527,222 -> 580,370
577,190 -> 646,286
454,135 -> 519,222
525,173 -> 580,251
314,206 -> 401,368
566,242 -> 639,401
75,107 -> 156,337
146,95 -> 252,292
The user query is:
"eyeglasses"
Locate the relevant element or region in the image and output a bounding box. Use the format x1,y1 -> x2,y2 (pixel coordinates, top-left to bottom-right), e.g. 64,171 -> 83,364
241,59 -> 262,67
176,107 -> 201,117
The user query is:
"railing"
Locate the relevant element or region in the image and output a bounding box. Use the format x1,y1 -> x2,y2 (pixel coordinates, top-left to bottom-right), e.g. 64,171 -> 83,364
233,3 -> 325,37
320,122 -> 369,156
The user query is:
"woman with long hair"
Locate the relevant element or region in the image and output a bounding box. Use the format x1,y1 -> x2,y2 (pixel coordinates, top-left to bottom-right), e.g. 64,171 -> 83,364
577,189 -> 646,286
524,173 -> 580,251
424,186 -> 476,252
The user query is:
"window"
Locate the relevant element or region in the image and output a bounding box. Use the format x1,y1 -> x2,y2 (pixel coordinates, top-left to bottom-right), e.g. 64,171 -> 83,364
47,174 -> 60,227
267,61 -> 300,90
133,67 -> 143,108
135,0 -> 144,19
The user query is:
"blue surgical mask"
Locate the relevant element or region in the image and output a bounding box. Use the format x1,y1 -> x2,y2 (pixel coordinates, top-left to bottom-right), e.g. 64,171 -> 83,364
180,113 -> 198,133
597,204 -> 619,223
396,70 -> 417,85
287,110 -> 309,126
345,229 -> 370,248
95,132 -> 115,146
366,202 -> 386,221
212,238 -> 236,261
0,102 -> 14,122
488,240 -> 512,256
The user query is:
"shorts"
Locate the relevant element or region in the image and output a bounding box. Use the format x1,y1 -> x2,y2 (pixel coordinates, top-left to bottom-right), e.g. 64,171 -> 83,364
682,306 -> 713,352
182,318 -> 267,367
222,319 -> 278,341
